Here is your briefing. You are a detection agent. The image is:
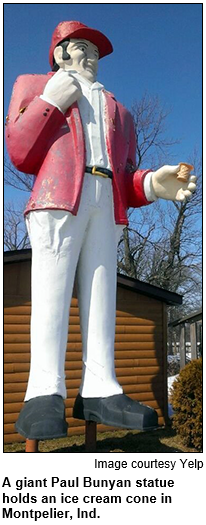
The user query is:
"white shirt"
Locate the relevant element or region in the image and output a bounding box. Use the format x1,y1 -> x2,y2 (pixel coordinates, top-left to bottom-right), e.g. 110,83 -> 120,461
41,71 -> 156,201
70,71 -> 112,169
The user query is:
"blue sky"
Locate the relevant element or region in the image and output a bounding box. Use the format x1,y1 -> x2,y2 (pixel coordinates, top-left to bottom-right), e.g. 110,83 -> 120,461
4,3 -> 202,203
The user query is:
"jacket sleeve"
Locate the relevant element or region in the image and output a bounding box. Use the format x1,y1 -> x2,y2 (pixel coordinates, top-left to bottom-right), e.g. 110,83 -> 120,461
124,113 -> 153,208
5,75 -> 66,174
126,169 -> 153,208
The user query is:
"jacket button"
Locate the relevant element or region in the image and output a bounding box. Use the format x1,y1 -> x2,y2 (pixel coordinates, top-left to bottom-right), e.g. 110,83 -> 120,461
43,112 -> 47,116
45,108 -> 50,112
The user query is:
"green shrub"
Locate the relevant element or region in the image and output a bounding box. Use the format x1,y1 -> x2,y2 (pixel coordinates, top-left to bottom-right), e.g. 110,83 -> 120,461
171,358 -> 202,450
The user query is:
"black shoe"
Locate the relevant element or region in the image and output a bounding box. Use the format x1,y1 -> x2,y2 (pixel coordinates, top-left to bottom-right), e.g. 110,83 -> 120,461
73,393 -> 158,431
15,395 -> 68,440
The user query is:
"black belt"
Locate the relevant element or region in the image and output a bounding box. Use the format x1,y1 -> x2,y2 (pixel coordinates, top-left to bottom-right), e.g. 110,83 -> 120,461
85,166 -> 113,179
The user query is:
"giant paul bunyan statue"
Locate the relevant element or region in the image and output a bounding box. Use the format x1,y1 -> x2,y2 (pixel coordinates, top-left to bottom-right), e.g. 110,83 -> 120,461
6,21 -> 196,440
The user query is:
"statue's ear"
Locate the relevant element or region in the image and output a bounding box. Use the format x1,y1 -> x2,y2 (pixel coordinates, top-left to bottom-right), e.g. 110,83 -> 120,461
53,45 -> 64,66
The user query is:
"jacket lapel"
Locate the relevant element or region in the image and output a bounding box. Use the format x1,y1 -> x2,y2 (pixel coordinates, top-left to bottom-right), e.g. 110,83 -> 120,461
103,90 -> 117,171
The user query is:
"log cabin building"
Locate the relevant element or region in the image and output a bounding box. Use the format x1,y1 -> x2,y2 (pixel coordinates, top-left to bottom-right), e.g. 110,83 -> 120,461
4,249 -> 182,444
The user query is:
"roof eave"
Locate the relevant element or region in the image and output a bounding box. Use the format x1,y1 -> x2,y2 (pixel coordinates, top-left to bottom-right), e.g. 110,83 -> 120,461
4,249 -> 182,305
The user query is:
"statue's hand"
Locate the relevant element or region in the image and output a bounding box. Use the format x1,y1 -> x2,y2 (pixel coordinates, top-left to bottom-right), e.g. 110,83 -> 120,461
42,69 -> 82,113
151,164 -> 197,202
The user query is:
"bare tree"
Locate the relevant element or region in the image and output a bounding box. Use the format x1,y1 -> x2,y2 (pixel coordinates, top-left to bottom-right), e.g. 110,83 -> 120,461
4,201 -> 30,250
117,94 -> 202,314
4,155 -> 32,250
131,92 -> 179,169
118,151 -> 202,316
4,156 -> 34,192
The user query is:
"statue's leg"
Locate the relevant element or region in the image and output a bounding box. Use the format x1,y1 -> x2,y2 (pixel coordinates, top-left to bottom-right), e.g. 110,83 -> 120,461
16,208 -> 90,440
25,209 -> 84,401
74,178 -> 158,430
76,178 -> 124,398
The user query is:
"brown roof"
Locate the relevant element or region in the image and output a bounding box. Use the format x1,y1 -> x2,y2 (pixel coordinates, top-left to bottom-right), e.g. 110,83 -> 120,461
4,249 -> 182,306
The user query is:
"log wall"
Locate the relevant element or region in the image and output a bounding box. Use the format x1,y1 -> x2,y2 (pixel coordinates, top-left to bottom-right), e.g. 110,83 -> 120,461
4,260 -> 167,443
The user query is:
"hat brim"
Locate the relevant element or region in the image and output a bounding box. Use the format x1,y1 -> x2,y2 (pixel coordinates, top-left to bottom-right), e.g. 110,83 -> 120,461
66,27 -> 113,59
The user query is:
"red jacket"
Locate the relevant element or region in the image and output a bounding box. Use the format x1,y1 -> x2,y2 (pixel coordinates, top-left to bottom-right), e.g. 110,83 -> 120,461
6,72 -> 152,225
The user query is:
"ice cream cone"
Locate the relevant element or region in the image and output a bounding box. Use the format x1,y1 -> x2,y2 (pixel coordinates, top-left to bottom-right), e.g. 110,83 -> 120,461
177,163 -> 194,182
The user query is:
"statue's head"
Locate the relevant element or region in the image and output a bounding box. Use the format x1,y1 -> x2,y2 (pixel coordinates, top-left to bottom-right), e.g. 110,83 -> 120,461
49,21 -> 113,82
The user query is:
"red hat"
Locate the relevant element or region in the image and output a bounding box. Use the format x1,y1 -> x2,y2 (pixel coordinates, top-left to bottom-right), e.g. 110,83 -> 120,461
49,20 -> 113,67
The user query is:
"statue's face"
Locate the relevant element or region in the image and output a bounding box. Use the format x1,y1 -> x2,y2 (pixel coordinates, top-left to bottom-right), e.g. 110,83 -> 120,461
54,38 -> 99,82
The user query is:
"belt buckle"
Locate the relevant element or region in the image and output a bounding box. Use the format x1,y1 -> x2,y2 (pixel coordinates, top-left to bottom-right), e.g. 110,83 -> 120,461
92,166 -> 108,178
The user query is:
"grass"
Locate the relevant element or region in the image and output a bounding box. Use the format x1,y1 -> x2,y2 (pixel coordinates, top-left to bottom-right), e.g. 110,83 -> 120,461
4,425 -> 198,453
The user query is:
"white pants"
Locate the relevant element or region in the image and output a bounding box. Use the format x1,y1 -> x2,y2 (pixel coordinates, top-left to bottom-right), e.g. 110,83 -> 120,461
24,174 -> 124,401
